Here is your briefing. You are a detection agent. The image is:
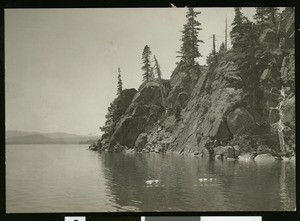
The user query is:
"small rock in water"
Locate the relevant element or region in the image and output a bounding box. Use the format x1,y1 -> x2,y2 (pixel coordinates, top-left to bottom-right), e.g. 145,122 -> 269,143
146,179 -> 159,185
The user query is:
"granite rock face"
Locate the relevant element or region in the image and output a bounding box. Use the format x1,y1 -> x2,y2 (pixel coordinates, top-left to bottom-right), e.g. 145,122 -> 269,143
109,82 -> 166,149
96,9 -> 294,156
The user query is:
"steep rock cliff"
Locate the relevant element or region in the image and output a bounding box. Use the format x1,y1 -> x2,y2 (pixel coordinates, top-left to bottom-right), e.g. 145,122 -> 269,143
96,8 -> 294,156
146,8 -> 295,155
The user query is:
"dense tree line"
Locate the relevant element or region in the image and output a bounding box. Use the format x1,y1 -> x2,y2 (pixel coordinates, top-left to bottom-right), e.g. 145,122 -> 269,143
230,7 -> 280,77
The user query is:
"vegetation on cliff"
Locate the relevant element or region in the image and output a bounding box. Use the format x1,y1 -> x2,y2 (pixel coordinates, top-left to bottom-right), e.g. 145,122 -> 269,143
93,7 -> 295,161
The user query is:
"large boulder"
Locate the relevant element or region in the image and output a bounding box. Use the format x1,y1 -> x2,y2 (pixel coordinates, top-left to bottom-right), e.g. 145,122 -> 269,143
233,145 -> 241,156
213,146 -> 237,159
254,153 -> 276,163
227,107 -> 257,135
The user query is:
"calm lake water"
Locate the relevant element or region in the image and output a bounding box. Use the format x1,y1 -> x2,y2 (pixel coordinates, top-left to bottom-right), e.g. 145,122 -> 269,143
6,144 -> 296,212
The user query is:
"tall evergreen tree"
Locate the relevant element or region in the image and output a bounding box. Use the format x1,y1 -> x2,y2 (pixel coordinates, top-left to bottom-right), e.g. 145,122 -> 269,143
230,7 -> 249,49
253,7 -> 268,23
230,7 -> 260,81
141,45 -> 153,83
177,8 -> 204,66
100,68 -> 124,134
117,68 -> 123,96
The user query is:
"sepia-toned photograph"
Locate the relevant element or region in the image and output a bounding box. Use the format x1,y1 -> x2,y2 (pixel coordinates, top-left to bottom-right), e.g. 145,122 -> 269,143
5,7 -> 295,213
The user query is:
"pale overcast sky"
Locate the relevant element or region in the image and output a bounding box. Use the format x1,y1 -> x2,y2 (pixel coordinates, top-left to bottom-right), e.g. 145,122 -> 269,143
5,7 -> 278,136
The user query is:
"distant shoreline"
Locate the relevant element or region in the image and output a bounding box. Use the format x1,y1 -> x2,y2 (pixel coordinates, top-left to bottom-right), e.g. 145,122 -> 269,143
6,142 -> 92,145
6,130 -> 99,145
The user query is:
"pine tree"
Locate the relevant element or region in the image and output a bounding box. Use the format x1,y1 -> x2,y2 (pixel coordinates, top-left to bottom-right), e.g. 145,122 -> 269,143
253,7 -> 268,23
117,68 -> 123,96
141,45 -> 153,83
100,92 -> 131,135
100,68 -> 124,135
219,42 -> 226,52
177,8 -> 204,66
100,100 -> 117,135
230,7 -> 249,49
230,7 -> 260,80
206,51 -> 215,66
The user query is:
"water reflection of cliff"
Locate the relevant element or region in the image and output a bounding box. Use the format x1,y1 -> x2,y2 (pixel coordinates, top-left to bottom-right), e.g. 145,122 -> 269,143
99,152 -> 295,211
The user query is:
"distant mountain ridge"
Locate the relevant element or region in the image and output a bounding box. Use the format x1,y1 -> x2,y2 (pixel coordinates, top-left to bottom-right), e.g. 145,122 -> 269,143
6,130 -> 100,144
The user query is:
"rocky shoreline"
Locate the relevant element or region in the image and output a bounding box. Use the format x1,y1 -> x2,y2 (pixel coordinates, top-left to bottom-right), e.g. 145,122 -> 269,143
89,140 -> 295,164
